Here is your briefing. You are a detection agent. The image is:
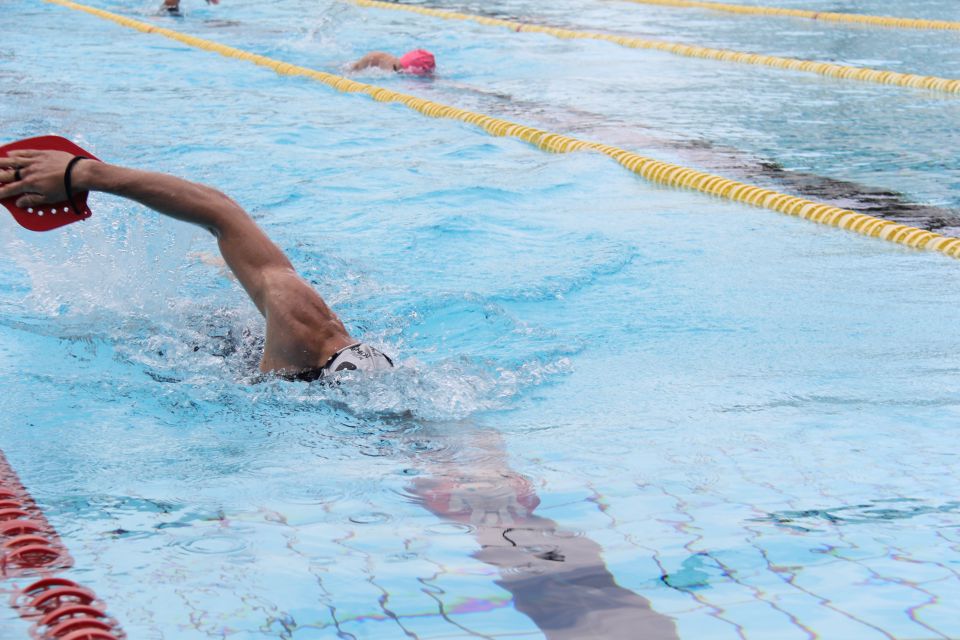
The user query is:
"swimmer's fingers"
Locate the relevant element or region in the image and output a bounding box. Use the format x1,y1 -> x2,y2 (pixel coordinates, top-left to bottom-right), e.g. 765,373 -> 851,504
0,170 -> 59,206
4,150 -> 42,161
0,157 -> 26,183
0,176 -> 52,205
0,180 -> 32,200
0,178 -> 51,207
14,192 -> 53,209
0,150 -> 44,172
0,151 -> 73,203
3,149 -> 74,168
0,151 -> 37,168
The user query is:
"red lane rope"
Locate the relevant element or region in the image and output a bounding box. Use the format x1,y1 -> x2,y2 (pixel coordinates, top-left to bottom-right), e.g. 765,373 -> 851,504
0,452 -> 125,639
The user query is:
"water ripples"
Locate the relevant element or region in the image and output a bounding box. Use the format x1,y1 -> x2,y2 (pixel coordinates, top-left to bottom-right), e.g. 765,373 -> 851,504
348,511 -> 392,525
177,534 -> 249,555
277,484 -> 348,506
424,522 -> 476,536
753,498 -> 960,532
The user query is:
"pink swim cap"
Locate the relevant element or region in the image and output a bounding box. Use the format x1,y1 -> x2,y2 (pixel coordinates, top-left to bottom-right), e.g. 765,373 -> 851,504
398,49 -> 436,75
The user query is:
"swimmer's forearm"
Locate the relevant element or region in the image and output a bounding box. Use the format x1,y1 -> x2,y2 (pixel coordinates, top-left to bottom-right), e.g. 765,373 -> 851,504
351,52 -> 398,71
72,161 -> 241,235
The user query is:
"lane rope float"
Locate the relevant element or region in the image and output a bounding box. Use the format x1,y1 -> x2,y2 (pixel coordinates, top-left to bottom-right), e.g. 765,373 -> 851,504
41,0 -> 960,260
615,0 -> 960,32
0,451 -> 125,639
347,0 -> 960,96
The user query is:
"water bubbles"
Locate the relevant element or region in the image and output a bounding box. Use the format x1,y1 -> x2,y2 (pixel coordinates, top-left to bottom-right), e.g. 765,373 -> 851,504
294,352 -> 572,423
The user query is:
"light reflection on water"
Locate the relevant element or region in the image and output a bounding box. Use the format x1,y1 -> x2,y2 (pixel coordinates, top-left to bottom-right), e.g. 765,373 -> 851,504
3,0 -> 960,638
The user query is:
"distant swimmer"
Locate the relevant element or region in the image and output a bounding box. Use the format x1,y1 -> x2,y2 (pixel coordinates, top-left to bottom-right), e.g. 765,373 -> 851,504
0,138 -> 393,382
160,0 -> 219,17
351,49 -> 436,75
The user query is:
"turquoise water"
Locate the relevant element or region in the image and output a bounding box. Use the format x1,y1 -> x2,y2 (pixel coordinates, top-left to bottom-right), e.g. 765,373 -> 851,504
2,0 -> 960,638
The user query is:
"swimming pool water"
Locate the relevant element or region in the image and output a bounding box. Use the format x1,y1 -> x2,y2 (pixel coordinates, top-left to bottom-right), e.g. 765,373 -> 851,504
3,0 -> 960,638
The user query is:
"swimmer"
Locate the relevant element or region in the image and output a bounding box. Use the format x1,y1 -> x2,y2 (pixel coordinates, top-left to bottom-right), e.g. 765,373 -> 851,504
350,49 -> 436,75
0,149 -> 392,381
160,0 -> 219,17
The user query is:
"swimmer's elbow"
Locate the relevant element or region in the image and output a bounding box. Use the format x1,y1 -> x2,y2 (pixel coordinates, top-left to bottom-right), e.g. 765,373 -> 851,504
198,186 -> 250,237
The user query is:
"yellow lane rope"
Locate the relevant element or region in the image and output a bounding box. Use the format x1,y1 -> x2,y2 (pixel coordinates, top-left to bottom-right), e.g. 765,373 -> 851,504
43,0 -> 960,260
349,0 -> 960,95
617,0 -> 960,32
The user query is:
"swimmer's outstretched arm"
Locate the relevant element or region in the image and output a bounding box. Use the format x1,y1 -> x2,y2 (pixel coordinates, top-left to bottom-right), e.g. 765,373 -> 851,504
0,150 -> 288,315
350,51 -> 400,72
81,162 -> 295,317
0,150 -> 353,372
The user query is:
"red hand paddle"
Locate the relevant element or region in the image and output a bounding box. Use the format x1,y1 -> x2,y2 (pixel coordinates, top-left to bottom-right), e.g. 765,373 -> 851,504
0,136 -> 100,232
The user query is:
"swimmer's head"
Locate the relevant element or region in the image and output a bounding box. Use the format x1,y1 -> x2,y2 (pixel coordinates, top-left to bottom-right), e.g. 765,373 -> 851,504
398,49 -> 436,75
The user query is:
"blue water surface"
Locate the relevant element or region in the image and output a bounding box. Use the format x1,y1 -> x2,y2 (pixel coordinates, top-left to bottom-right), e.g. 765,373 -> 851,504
2,0 -> 960,638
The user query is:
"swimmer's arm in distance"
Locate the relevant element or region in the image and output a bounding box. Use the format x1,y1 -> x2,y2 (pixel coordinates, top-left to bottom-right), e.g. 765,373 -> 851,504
350,51 -> 400,72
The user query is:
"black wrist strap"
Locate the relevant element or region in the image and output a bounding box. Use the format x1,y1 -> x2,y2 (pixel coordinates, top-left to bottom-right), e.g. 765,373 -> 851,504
64,156 -> 89,215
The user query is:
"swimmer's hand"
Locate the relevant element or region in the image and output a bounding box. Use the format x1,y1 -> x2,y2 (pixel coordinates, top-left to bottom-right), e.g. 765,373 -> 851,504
0,150 -> 78,208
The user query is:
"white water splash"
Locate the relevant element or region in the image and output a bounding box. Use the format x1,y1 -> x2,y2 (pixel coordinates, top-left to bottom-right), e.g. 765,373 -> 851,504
1,197 -> 200,328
